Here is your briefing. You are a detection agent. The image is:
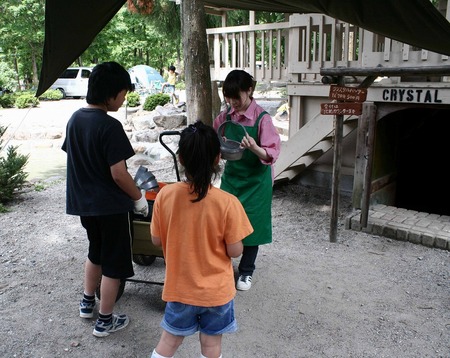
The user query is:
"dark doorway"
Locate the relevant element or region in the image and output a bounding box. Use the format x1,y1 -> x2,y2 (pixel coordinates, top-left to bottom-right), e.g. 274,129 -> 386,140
393,108 -> 450,216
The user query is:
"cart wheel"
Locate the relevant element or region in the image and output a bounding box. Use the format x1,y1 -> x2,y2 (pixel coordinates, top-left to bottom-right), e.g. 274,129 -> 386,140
133,254 -> 156,266
95,278 -> 126,302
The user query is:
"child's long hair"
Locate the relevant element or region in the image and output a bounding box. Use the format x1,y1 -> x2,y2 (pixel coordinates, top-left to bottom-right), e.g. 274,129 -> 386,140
178,120 -> 221,202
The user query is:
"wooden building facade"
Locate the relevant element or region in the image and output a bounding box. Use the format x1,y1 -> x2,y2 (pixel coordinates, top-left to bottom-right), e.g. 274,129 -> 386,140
206,4 -> 450,219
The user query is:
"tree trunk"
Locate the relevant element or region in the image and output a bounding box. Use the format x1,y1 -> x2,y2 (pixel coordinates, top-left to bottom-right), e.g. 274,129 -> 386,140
181,0 -> 212,125
31,50 -> 39,88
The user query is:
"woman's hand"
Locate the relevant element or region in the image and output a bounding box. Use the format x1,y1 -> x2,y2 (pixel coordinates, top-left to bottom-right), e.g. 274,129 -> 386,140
241,132 -> 258,150
241,133 -> 269,160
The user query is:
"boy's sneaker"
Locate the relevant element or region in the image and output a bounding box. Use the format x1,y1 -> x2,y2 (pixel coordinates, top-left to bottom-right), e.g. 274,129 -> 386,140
79,300 -> 96,318
93,314 -> 130,337
236,275 -> 252,291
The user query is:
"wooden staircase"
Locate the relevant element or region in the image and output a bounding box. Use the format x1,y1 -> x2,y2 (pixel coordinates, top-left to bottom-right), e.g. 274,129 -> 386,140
274,113 -> 358,183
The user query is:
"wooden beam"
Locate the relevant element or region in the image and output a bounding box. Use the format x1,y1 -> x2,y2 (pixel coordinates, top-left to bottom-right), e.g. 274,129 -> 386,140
321,65 -> 450,77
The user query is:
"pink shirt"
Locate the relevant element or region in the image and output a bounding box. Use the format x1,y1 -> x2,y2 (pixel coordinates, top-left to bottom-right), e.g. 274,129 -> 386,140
213,98 -> 281,180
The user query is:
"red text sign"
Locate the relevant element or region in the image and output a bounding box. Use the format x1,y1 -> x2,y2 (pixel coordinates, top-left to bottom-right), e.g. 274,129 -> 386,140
320,102 -> 362,116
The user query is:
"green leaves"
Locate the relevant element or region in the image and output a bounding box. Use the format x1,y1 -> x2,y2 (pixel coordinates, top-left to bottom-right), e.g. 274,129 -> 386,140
0,125 -> 29,204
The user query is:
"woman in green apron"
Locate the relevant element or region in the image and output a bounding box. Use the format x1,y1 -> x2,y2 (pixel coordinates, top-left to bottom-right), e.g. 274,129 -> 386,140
214,70 -> 281,291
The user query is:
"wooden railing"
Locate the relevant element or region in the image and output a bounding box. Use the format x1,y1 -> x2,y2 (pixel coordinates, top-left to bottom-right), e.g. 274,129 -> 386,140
207,13 -> 449,84
207,22 -> 290,84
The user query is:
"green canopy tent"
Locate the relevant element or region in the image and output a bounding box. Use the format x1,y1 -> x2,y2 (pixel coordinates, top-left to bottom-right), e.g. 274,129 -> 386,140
36,0 -> 450,97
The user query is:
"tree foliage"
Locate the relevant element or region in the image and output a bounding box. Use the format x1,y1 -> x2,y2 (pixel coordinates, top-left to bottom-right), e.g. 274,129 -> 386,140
0,0 -> 183,92
58,1 -> 183,74
0,0 -> 45,90
0,125 -> 29,207
0,0 -> 284,94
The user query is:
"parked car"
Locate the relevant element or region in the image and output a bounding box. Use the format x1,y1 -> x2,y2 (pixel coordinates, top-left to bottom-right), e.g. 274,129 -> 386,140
50,67 -> 92,98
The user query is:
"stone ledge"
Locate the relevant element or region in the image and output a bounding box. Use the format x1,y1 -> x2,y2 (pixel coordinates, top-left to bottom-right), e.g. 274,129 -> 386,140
346,210 -> 450,251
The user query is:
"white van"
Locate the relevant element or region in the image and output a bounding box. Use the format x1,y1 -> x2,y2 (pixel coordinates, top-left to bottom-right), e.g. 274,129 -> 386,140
50,67 -> 92,98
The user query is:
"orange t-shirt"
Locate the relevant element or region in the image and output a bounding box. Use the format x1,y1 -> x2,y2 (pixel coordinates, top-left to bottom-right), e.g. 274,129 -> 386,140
151,182 -> 253,306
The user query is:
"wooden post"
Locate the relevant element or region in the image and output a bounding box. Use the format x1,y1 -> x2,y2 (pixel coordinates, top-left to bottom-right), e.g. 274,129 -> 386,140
360,102 -> 377,227
329,76 -> 344,242
353,110 -> 369,209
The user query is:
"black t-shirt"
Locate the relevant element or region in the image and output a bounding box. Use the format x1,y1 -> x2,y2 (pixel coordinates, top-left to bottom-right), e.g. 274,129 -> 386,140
62,108 -> 136,216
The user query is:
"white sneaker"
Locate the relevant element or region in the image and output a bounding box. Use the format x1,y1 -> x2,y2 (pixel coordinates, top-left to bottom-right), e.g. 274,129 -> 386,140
236,275 -> 252,291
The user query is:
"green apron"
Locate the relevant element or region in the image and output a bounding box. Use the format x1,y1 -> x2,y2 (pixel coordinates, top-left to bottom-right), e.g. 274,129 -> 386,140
220,110 -> 272,246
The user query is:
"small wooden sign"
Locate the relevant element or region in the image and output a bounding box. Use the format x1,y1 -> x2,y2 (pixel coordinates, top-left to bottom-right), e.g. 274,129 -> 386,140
329,85 -> 367,102
320,102 -> 362,115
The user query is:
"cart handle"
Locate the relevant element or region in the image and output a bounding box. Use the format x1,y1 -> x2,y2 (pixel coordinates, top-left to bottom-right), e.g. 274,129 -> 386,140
159,131 -> 181,182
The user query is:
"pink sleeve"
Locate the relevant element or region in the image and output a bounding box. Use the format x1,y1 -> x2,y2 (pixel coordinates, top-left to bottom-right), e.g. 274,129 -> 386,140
213,111 -> 227,131
259,114 -> 281,165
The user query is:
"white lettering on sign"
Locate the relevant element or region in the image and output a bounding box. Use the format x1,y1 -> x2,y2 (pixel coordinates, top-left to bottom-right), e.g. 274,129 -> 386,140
320,102 -> 362,115
382,89 -> 442,103
329,85 -> 367,102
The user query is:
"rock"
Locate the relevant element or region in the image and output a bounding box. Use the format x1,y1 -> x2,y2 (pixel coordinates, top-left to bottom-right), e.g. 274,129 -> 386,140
130,104 -> 187,131
132,113 -> 156,131
257,100 -> 284,117
152,114 -> 186,129
144,142 -> 176,160
46,130 -> 63,139
132,143 -> 149,154
131,129 -> 160,143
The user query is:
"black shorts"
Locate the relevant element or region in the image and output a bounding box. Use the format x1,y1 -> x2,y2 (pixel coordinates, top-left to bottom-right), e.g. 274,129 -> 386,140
80,213 -> 134,279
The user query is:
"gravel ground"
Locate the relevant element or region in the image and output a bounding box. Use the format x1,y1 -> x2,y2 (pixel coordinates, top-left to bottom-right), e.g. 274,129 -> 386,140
0,100 -> 449,358
0,179 -> 449,358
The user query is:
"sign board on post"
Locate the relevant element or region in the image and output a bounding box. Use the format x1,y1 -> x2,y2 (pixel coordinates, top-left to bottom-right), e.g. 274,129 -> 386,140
329,85 -> 367,102
320,102 -> 363,116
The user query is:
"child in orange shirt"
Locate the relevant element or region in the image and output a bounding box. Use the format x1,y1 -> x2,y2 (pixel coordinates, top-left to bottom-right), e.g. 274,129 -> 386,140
150,120 -> 253,358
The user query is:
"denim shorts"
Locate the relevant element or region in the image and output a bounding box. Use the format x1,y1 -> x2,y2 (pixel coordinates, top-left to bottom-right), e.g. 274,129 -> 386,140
166,84 -> 175,94
160,300 -> 238,336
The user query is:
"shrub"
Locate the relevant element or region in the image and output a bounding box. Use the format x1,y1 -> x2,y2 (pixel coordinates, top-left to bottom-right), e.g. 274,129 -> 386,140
143,93 -> 170,111
0,62 -> 16,93
0,94 -> 16,108
0,125 -> 29,207
15,94 -> 39,109
39,89 -> 63,101
176,80 -> 185,90
126,91 -> 140,107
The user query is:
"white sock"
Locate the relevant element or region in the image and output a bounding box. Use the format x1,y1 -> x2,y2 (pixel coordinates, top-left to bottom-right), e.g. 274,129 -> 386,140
151,349 -> 173,358
200,355 -> 222,358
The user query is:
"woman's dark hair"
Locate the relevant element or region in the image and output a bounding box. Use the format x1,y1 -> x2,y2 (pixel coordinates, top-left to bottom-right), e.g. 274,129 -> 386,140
86,61 -> 133,105
222,69 -> 254,100
178,120 -> 221,202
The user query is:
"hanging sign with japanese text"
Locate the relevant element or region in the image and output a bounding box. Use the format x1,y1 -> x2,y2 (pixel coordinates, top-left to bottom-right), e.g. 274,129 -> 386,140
329,85 -> 367,102
320,102 -> 362,116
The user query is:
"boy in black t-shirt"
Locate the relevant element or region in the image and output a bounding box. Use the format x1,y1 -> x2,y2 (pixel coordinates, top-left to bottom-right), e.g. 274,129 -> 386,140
62,61 -> 148,337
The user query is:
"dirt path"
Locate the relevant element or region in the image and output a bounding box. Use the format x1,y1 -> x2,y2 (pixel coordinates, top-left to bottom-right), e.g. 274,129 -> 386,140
0,100 -> 448,357
0,180 -> 448,358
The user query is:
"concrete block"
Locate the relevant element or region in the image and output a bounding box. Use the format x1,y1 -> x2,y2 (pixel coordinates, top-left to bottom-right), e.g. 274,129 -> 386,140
434,236 -> 449,250
396,228 -> 408,241
408,231 -> 422,244
416,219 -> 432,228
421,233 -> 435,248
382,225 -> 397,239
372,223 -> 384,236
